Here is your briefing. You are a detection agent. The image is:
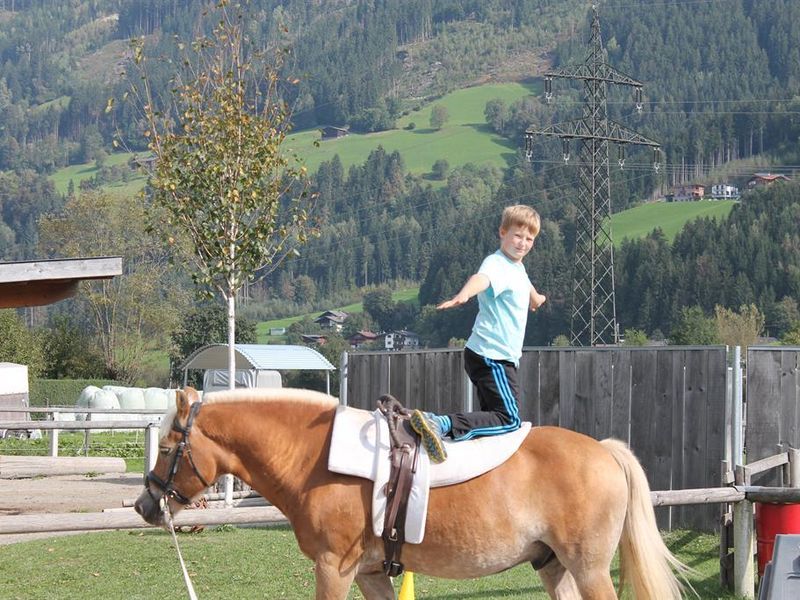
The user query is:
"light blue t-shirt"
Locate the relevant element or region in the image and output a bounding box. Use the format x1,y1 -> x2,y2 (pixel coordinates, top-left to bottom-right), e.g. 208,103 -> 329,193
465,250 -> 533,366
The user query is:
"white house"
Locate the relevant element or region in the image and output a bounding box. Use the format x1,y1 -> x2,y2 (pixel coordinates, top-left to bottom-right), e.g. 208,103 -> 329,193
384,330 -> 420,351
710,184 -> 739,199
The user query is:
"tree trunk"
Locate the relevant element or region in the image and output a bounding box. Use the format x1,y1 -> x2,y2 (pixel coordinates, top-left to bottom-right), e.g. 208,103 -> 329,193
227,291 -> 236,391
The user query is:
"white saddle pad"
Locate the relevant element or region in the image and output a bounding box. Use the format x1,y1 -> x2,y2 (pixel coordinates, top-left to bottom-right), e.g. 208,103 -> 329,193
327,405 -> 531,543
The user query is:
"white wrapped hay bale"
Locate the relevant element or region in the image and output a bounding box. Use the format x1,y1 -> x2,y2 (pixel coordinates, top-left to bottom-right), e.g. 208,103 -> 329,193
143,387 -> 170,410
76,385 -> 101,408
84,388 -> 121,422
116,387 -> 145,410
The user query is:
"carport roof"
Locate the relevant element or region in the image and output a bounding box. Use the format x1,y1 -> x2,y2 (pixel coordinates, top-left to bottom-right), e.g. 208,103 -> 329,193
180,343 -> 336,372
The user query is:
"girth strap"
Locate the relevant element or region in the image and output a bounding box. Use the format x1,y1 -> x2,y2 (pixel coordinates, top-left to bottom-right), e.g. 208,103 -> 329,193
377,394 -> 421,577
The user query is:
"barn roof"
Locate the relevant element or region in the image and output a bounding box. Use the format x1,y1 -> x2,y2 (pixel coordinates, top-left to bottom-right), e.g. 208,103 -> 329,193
180,343 -> 336,372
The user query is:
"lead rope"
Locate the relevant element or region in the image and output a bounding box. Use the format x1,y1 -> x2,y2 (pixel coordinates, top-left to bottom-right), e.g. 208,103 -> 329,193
161,497 -> 200,600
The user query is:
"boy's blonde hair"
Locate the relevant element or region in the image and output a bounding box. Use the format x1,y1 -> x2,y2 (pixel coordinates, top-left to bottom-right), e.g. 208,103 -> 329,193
500,205 -> 540,237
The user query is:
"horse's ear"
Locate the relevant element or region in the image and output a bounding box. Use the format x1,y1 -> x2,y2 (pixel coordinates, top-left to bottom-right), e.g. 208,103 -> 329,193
184,386 -> 201,404
175,387 -> 197,419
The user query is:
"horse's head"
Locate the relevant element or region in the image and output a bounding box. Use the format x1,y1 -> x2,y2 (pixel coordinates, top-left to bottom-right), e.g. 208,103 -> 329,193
134,387 -> 215,526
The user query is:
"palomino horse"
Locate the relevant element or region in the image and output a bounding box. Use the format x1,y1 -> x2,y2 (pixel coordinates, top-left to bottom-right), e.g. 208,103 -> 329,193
135,387 -> 686,599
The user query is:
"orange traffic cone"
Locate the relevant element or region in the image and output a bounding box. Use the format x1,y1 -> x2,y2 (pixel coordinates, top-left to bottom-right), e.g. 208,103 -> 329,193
398,571 -> 415,600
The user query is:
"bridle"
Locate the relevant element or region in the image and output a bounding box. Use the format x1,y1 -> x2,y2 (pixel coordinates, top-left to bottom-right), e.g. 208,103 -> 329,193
145,401 -> 212,506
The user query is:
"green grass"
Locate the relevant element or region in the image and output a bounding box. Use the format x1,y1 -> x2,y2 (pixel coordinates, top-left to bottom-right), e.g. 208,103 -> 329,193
49,151 -> 141,195
256,286 -> 419,343
286,81 -> 537,177
0,527 -> 740,599
611,200 -> 737,246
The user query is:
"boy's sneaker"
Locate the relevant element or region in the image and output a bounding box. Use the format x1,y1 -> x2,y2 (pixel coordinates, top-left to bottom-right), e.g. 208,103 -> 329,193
410,410 -> 448,464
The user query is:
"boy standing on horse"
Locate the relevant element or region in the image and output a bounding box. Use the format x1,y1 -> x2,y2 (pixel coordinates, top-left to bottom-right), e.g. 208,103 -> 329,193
410,204 -> 547,463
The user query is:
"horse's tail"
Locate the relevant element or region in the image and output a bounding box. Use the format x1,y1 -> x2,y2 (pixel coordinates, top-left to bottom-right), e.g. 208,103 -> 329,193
600,438 -> 691,600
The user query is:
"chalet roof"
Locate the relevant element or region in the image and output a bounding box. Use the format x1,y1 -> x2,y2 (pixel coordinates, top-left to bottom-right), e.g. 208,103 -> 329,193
180,343 -> 335,372
0,256 -> 122,308
350,330 -> 378,340
315,310 -> 348,323
751,172 -> 789,181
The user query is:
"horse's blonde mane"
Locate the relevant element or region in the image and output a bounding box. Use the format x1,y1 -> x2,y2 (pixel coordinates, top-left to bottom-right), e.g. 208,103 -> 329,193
159,388 -> 337,441
203,387 -> 338,407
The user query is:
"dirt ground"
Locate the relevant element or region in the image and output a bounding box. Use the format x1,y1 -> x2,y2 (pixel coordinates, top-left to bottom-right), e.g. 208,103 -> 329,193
0,473 -> 145,545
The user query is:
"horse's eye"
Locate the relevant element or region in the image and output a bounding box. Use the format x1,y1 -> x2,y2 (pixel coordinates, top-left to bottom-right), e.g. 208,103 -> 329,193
159,446 -> 171,456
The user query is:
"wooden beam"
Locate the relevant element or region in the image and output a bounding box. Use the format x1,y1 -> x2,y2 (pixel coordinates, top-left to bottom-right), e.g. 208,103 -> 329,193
0,506 -> 287,535
0,280 -> 79,308
0,420 -> 159,430
0,257 -> 122,284
0,456 -> 126,478
0,257 -> 122,308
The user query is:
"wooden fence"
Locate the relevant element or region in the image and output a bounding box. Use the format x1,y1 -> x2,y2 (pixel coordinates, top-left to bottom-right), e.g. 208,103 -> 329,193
746,346 -> 800,486
345,346 -> 729,531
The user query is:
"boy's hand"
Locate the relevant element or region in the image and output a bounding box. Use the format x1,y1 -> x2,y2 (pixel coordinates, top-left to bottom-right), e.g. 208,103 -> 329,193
530,292 -> 547,311
437,292 -> 469,310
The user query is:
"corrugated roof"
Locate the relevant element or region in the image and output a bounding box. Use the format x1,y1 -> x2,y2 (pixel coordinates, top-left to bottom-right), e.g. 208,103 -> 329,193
180,344 -> 336,371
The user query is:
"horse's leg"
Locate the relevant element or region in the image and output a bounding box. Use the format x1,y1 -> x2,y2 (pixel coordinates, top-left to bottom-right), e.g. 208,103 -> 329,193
535,559 -> 581,600
314,554 -> 358,600
354,571 -> 395,600
570,569 -> 618,600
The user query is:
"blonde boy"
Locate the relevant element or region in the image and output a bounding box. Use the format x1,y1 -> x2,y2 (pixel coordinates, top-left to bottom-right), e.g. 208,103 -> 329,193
411,205 -> 546,463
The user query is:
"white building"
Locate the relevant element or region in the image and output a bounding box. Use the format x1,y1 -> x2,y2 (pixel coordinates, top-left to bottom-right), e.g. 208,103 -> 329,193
384,330 -> 420,351
710,184 -> 740,199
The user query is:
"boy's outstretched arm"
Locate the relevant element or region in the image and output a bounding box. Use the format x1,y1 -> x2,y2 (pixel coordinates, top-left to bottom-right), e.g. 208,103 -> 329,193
437,274 -> 490,310
530,285 -> 547,311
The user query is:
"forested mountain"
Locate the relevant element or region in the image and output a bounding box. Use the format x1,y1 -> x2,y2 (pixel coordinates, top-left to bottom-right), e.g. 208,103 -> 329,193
1,0 -> 799,351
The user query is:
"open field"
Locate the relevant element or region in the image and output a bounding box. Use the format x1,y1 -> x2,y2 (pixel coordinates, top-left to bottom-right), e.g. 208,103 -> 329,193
285,81 -> 538,177
611,200 -> 737,246
0,526 -> 739,599
49,151 -> 143,195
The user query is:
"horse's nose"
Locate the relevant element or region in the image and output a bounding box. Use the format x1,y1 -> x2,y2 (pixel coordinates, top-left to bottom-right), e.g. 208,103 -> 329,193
134,489 -> 160,524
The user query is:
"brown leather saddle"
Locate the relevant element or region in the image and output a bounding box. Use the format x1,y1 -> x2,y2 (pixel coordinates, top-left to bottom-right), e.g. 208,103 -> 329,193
376,394 -> 421,577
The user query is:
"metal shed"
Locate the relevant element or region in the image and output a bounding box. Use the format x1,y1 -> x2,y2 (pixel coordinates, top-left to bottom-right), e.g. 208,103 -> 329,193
180,343 -> 336,394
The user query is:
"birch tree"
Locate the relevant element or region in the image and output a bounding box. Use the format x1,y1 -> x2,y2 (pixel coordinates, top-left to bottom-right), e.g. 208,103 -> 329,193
122,1 -> 314,388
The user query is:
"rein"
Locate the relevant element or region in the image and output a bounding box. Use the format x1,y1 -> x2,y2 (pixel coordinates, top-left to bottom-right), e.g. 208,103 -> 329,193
145,401 -> 210,600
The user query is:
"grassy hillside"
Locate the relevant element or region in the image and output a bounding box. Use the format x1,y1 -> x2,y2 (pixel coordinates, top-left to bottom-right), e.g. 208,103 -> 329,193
611,200 -> 736,246
256,287 -> 418,343
50,81 -> 537,195
284,81 -> 538,177
49,151 -> 144,195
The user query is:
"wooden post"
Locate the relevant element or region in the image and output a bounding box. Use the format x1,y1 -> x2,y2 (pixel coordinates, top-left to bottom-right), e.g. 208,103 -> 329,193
788,448 -> 800,488
48,428 -> 59,457
733,498 -> 755,599
223,473 -> 234,507
143,423 -> 159,475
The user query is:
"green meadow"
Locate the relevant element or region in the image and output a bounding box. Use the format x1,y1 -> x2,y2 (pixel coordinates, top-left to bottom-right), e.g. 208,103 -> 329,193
285,81 -> 538,177
49,151 -> 144,196
611,200 -> 736,246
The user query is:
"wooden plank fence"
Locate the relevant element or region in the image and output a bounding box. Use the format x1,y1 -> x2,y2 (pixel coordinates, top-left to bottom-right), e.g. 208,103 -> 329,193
746,346 -> 800,486
345,346 -> 729,531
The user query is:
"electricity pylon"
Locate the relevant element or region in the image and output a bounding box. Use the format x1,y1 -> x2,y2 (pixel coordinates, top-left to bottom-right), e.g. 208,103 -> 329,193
525,6 -> 660,346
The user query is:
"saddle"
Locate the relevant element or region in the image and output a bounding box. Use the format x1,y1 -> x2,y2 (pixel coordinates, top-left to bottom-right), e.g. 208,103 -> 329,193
376,394 -> 420,578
